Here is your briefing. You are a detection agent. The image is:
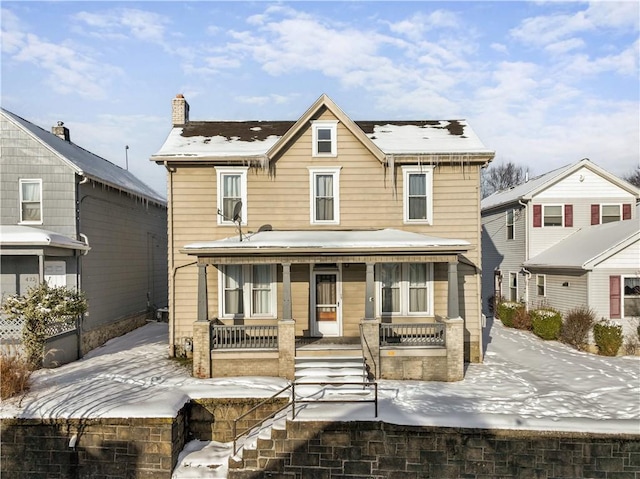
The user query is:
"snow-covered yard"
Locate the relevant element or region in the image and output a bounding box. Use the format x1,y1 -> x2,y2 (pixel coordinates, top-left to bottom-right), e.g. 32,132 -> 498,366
1,317 -> 638,478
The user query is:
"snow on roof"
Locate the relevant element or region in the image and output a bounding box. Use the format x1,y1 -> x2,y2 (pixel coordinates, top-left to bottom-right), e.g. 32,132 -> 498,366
183,229 -> 470,252
524,219 -> 640,270
0,225 -> 90,251
2,109 -> 165,204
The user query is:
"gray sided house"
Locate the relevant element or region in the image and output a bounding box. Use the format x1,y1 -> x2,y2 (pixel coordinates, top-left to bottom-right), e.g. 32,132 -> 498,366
481,158 -> 640,337
0,108 -> 168,360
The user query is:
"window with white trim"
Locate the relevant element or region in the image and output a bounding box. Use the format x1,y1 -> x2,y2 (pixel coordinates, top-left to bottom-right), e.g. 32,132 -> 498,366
623,277 -> 640,318
219,264 -> 276,318
543,205 -> 563,227
19,179 -> 42,224
377,263 -> 433,316
602,204 -> 621,224
309,167 -> 340,224
536,274 -> 546,296
216,167 -> 247,225
402,166 -> 433,224
506,209 -> 515,240
311,120 -> 338,157
508,272 -> 518,302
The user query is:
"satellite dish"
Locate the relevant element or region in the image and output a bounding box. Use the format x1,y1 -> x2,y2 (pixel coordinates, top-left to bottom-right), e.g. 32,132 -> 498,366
232,201 -> 242,222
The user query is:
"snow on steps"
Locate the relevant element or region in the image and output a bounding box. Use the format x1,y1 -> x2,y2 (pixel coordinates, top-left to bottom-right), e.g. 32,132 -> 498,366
294,355 -> 371,397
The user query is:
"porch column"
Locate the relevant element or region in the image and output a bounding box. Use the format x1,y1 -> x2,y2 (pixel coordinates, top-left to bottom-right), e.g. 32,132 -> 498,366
197,263 -> 208,322
282,263 -> 292,321
447,260 -> 460,319
364,262 -> 375,320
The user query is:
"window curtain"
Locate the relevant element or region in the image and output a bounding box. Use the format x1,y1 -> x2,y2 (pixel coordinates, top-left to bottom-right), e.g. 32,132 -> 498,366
409,264 -> 428,312
21,182 -> 41,221
223,175 -> 241,219
252,265 -> 271,315
408,174 -> 426,219
224,265 -> 243,315
315,175 -> 334,221
381,264 -> 400,313
624,277 -> 640,317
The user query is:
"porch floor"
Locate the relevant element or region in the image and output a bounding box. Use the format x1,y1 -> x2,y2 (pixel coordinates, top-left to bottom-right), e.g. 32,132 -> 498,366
295,336 -> 361,348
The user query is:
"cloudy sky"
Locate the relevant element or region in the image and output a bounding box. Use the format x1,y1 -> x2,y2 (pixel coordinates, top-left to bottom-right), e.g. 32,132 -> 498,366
2,1 -> 638,197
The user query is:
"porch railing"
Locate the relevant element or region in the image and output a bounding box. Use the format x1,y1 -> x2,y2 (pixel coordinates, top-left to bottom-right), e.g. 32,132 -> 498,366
212,324 -> 278,350
380,322 -> 445,347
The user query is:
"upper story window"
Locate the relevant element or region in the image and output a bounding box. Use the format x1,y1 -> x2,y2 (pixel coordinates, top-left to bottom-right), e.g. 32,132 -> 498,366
543,205 -> 563,227
506,209 -> 515,240
216,167 -> 247,226
219,264 -> 276,318
533,204 -> 573,228
19,179 -> 42,224
312,120 -> 338,157
403,166 -> 433,224
602,204 -> 621,224
378,263 -> 433,316
592,203 -> 631,225
309,167 -> 341,224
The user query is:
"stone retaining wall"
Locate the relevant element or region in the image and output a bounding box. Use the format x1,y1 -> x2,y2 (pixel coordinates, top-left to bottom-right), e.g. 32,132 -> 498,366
81,311 -> 149,356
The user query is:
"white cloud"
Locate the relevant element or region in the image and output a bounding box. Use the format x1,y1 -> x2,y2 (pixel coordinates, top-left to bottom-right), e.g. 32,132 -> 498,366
490,43 -> 508,54
545,37 -> 585,55
387,10 -> 460,41
236,94 -> 292,106
73,8 -> 170,44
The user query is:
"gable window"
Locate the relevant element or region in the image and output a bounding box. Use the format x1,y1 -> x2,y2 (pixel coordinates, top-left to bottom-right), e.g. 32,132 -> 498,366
403,166 -> 433,224
312,120 -> 338,157
219,264 -> 276,318
508,272 -> 518,302
216,167 -> 247,225
19,179 -> 42,224
602,204 -> 621,224
506,209 -> 515,240
623,277 -> 640,318
309,167 -> 340,224
543,205 -> 563,227
378,263 -> 433,316
536,274 -> 546,296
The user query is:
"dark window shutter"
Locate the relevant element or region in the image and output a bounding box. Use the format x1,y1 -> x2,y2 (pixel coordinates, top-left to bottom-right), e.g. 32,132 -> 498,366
564,204 -> 573,227
533,205 -> 542,228
610,275 -> 621,319
591,204 -> 600,225
622,203 -> 631,220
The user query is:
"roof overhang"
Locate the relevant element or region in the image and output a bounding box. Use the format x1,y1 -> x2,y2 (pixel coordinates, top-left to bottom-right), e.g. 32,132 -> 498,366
0,225 -> 90,251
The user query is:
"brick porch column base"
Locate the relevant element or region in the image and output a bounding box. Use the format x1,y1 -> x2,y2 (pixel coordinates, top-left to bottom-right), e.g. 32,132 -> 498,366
278,320 -> 295,380
360,319 -> 380,380
193,320 -> 211,378
442,317 -> 464,381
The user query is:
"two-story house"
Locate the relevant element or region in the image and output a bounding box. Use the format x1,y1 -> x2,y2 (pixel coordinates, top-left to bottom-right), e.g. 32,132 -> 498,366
0,108 -> 168,361
481,159 -> 640,334
152,94 -> 495,381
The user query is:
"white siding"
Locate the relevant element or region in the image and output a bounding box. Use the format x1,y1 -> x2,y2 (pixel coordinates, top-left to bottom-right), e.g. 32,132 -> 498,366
528,270 -> 588,314
537,167 -> 635,199
595,240 -> 640,269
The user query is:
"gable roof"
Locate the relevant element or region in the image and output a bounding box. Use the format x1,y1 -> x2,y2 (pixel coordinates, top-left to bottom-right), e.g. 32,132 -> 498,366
1,109 -> 165,204
523,219 -> 640,270
481,158 -> 640,212
151,94 -> 494,163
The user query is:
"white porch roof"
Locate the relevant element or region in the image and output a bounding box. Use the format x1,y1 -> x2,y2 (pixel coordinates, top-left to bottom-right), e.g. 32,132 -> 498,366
0,225 -> 90,251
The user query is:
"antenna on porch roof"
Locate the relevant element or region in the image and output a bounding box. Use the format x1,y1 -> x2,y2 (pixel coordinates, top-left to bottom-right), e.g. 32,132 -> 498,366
217,201 -> 244,242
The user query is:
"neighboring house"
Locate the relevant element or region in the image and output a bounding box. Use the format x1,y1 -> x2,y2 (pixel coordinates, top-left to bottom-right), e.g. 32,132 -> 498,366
481,158 -> 640,333
151,94 -> 495,382
0,108 -> 168,360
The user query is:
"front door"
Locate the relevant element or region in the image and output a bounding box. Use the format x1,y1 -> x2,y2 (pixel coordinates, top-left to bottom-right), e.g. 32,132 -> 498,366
311,269 -> 341,336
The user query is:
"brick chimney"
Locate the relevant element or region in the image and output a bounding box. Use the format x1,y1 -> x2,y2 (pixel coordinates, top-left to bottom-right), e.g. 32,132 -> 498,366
51,121 -> 70,142
172,94 -> 190,126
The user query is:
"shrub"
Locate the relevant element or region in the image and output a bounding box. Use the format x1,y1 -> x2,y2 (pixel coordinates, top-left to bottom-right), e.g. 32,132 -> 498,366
531,309 -> 563,340
512,307 -> 532,330
496,301 -> 522,328
0,353 -> 32,399
593,320 -> 623,356
561,306 -> 596,351
623,322 -> 640,355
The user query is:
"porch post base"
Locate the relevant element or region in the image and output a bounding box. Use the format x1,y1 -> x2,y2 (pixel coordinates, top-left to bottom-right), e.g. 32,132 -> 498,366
360,319 -> 380,380
278,320 -> 296,380
441,316 -> 464,381
193,319 -> 211,379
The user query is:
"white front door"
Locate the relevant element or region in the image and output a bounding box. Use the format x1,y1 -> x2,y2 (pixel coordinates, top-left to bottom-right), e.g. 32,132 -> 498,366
311,269 -> 341,337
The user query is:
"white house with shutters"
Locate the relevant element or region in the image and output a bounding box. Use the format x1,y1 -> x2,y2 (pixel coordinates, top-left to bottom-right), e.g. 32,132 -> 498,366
481,158 -> 640,334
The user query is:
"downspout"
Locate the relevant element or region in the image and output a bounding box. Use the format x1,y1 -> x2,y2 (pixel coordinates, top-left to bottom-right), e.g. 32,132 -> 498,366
518,199 -> 529,306
76,174 -> 89,358
164,161 -> 178,356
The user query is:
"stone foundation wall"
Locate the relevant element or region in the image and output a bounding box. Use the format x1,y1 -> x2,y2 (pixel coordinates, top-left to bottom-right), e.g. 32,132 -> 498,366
81,311 -> 149,356
229,421 -> 640,479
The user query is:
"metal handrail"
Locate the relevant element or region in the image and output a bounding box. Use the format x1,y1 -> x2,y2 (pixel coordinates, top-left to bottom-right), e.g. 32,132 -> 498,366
292,381 -> 378,419
232,383 -> 293,455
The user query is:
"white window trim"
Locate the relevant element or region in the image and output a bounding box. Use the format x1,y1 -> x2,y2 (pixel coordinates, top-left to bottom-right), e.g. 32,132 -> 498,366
311,120 -> 338,157
506,209 -> 515,240
542,204 -> 564,227
536,274 -> 546,297
375,263 -> 434,317
601,203 -> 622,223
215,167 -> 248,226
508,272 -> 518,302
622,275 -> 640,319
19,178 -> 43,225
308,167 -> 341,225
402,166 -> 433,225
217,264 -> 277,319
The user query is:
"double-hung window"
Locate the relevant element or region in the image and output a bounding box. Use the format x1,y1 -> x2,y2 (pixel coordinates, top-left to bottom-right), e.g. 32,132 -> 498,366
536,274 -> 546,297
623,277 -> 640,318
602,204 -> 621,224
403,166 -> 433,224
311,120 -> 338,157
216,167 -> 247,225
219,264 -> 276,318
378,263 -> 433,316
309,167 -> 340,224
543,205 -> 563,227
19,179 -> 42,224
506,209 -> 515,240
508,272 -> 518,302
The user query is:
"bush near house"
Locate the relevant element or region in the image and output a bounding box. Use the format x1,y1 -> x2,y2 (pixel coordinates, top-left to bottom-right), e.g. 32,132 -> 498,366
531,309 -> 563,340
512,307 -> 532,331
561,306 -> 596,351
496,301 -> 523,328
0,352 -> 32,399
593,320 -> 623,357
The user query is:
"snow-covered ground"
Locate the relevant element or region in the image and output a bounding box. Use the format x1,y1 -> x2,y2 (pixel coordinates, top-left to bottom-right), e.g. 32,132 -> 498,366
1,317 -> 638,478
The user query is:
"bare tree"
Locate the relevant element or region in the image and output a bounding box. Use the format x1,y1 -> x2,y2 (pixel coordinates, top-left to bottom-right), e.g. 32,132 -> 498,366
482,161 -> 526,198
623,167 -> 640,188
